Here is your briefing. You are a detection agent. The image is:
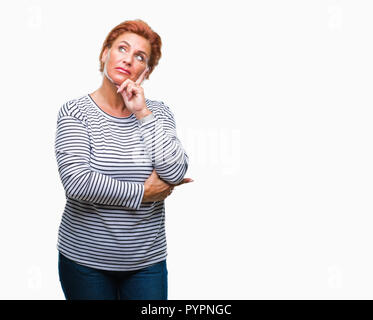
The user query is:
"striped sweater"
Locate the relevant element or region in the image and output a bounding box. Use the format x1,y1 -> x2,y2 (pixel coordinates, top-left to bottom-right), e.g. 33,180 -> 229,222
54,94 -> 189,271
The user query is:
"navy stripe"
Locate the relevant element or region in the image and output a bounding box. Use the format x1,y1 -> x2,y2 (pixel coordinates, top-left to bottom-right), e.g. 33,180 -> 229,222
55,94 -> 188,271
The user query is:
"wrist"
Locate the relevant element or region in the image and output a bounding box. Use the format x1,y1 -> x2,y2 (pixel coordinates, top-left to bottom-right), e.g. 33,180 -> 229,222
142,183 -> 150,202
135,108 -> 152,120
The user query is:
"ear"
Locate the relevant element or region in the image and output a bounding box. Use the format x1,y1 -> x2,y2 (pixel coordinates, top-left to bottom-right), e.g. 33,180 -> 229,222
101,47 -> 109,64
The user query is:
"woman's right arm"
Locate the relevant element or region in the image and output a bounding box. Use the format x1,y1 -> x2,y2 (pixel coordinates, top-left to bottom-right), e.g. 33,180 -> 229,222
55,101 -> 144,210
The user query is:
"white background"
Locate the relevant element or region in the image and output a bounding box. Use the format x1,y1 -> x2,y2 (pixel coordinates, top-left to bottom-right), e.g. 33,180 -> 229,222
0,0 -> 372,299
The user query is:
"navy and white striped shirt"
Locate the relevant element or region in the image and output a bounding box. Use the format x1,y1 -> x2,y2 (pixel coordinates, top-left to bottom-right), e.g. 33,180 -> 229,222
54,94 -> 189,271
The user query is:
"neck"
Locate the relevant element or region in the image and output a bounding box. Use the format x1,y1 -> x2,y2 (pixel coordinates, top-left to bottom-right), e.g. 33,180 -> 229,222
93,76 -> 128,112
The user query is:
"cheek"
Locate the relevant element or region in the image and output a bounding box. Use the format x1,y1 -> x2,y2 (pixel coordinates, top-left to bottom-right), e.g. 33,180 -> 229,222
138,67 -> 146,76
106,51 -> 119,65
108,56 -> 117,65
132,68 -> 142,78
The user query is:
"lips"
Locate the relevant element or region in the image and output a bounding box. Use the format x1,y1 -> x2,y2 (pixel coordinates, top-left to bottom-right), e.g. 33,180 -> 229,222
115,67 -> 131,75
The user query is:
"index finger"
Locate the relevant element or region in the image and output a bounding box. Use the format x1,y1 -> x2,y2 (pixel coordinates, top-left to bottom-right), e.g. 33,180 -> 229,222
135,66 -> 149,85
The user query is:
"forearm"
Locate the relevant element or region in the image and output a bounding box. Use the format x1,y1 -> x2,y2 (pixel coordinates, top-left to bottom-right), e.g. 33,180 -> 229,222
138,112 -> 189,185
58,162 -> 144,210
55,115 -> 144,210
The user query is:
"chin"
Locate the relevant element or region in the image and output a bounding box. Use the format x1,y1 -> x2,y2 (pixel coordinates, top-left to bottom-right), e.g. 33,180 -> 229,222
118,73 -> 133,81
108,74 -> 128,85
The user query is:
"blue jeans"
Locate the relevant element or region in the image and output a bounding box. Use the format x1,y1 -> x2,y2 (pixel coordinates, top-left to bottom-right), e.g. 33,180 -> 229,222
58,252 -> 168,300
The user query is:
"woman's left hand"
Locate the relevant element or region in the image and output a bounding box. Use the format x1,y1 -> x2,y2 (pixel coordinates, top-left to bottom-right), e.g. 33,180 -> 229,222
116,67 -> 149,115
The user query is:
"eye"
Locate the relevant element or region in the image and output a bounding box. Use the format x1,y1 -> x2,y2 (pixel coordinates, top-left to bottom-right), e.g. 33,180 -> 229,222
119,46 -> 146,62
136,54 -> 144,61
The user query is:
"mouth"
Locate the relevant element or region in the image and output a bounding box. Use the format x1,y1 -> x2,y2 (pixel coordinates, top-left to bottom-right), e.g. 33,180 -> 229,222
115,67 -> 131,75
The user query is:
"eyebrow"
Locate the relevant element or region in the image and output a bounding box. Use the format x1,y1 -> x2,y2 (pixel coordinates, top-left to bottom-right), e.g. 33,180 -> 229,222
119,41 -> 148,57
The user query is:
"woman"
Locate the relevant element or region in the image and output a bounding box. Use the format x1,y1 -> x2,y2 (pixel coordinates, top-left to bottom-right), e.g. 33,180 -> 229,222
54,19 -> 192,300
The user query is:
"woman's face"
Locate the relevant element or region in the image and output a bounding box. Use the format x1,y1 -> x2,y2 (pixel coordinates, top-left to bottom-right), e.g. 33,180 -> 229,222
102,32 -> 151,86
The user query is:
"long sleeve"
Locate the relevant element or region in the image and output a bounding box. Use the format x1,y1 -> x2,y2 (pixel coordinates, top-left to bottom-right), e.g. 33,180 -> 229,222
55,106 -> 144,210
138,102 -> 189,185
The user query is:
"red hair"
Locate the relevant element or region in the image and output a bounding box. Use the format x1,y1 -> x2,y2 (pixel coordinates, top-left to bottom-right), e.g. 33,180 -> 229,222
98,19 -> 162,80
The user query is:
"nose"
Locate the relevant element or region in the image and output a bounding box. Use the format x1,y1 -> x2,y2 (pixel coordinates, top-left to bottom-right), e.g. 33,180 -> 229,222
121,56 -> 132,67
121,52 -> 134,66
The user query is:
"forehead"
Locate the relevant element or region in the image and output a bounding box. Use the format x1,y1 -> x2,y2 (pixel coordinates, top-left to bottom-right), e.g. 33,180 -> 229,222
114,32 -> 151,54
